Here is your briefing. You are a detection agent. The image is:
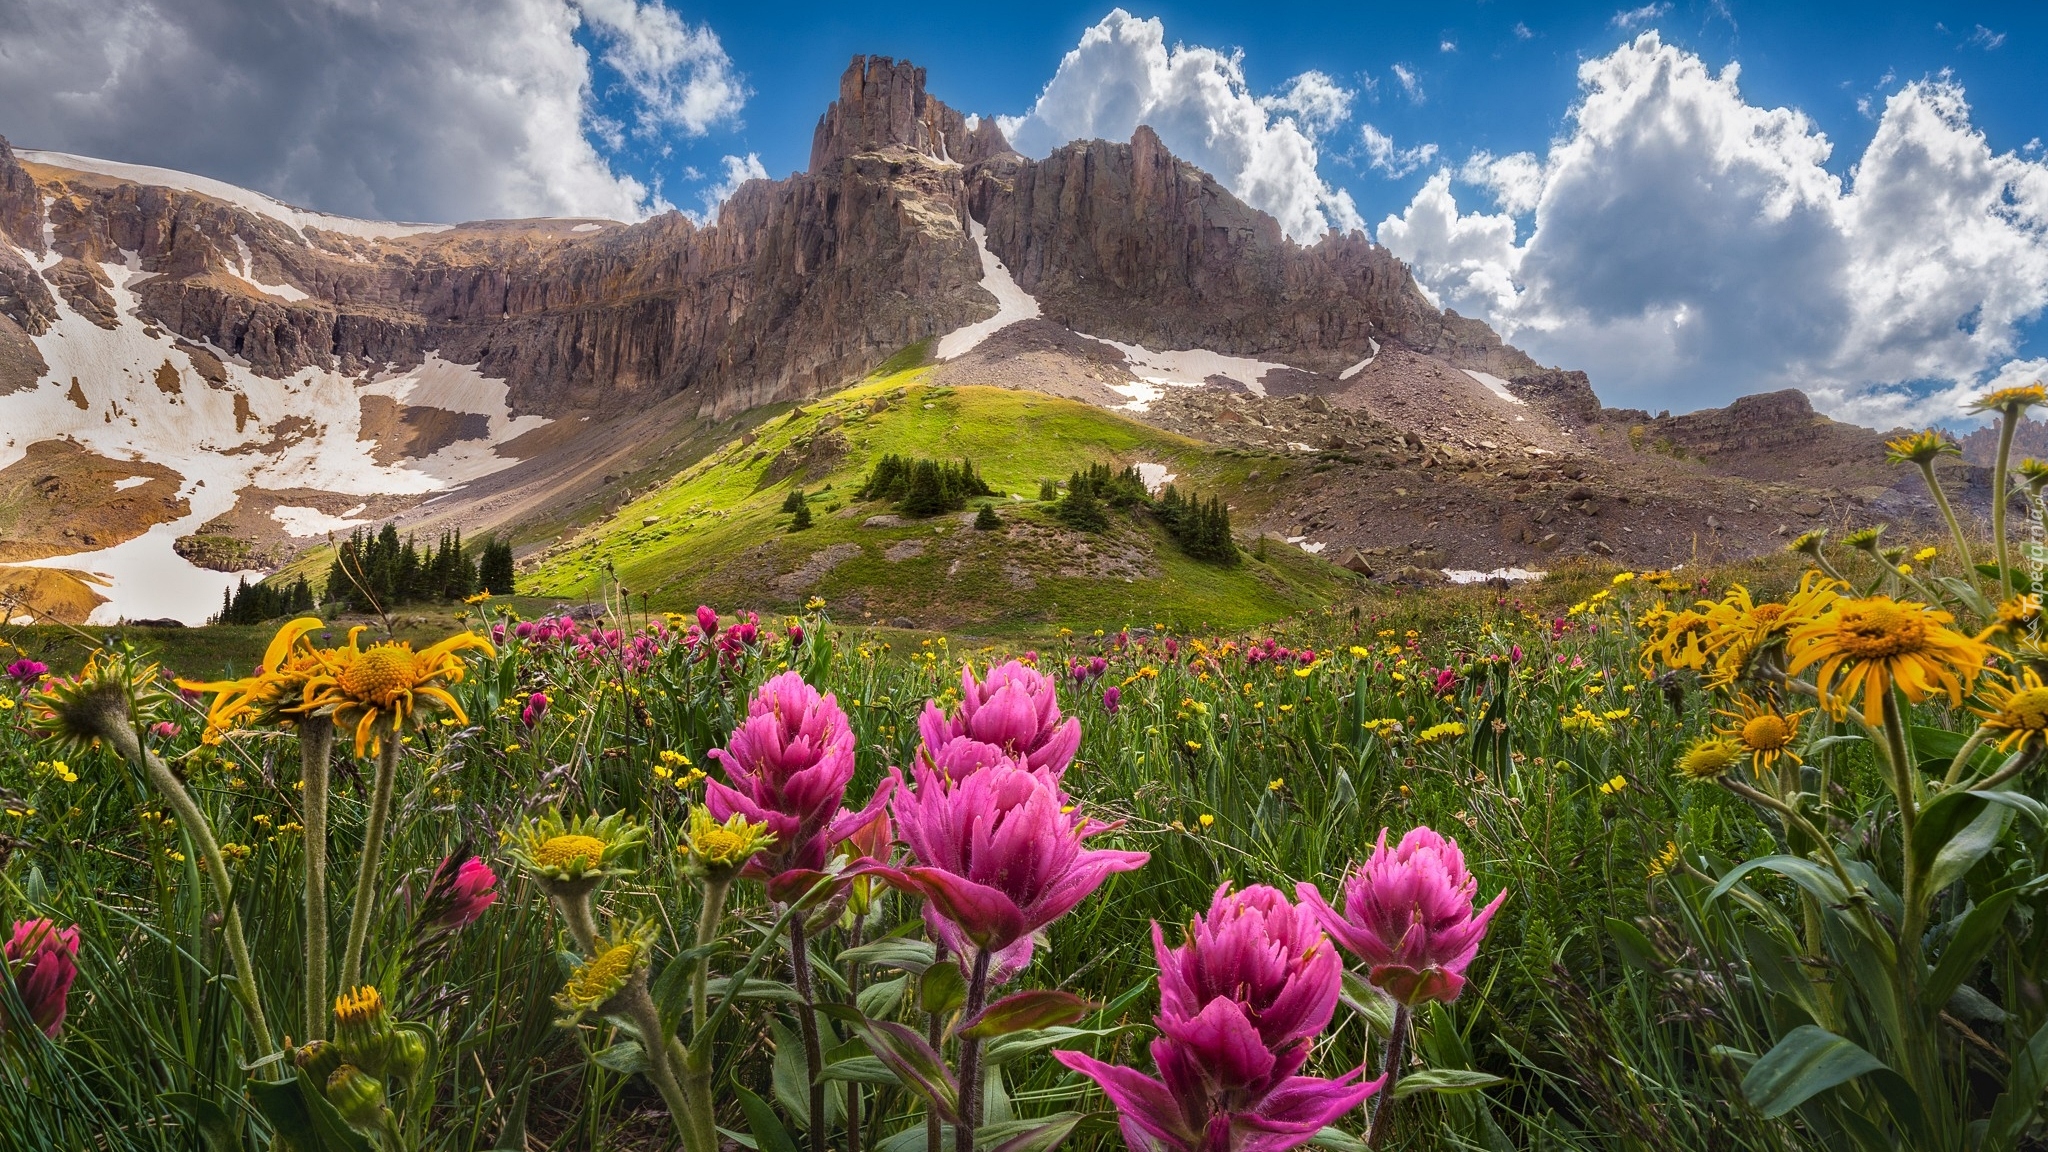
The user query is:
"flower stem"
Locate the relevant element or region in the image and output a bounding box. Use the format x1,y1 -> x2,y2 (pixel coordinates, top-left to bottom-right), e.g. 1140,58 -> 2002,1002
691,877 -> 731,1033
954,948 -> 992,1152
846,918 -> 865,1152
788,917 -> 828,1152
1994,411 -> 2019,594
340,737 -> 400,991
927,941 -> 949,1152
1367,1002 -> 1411,1148
102,713 -> 273,1052
1918,461 -> 1984,602
300,717 -> 334,1040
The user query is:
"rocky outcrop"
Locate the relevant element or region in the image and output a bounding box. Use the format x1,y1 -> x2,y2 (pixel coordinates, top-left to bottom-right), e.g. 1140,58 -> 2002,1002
1509,369 -> 1602,424
809,55 -> 1011,171
968,126 -> 1539,379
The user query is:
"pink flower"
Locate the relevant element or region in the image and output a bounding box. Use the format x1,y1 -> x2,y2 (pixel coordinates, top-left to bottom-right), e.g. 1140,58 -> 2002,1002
1055,885 -> 1379,1152
880,757 -> 1147,953
917,661 -> 1082,777
427,855 -> 499,930
696,605 -> 720,637
1509,644 -> 1523,664
1296,826 -> 1505,1006
151,721 -> 180,739
521,691 -> 549,728
707,672 -> 892,898
5,659 -> 47,685
1102,686 -> 1122,714
787,623 -> 805,645
4,919 -> 80,1037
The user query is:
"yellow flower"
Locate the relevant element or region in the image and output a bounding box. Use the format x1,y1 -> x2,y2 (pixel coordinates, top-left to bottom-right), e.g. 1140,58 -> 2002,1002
1714,696 -> 1812,771
1676,736 -> 1743,781
1787,596 -> 1995,719
1967,382 -> 2048,418
681,806 -> 775,879
1612,572 -> 1636,585
1970,666 -> 2048,753
555,923 -> 657,1022
1349,646 -> 1370,658
463,591 -> 493,605
178,617 -> 333,733
1638,605 -> 1713,675
1598,774 -> 1627,795
1913,546 -> 1938,563
1267,777 -> 1285,792
1197,813 -> 1215,829
507,809 -> 648,895
1560,708 -> 1610,737
1647,841 -> 1681,878
298,626 -> 495,756
1884,429 -> 1959,465
1692,574 -> 1840,687
1416,720 -> 1467,744
1977,594 -> 2043,644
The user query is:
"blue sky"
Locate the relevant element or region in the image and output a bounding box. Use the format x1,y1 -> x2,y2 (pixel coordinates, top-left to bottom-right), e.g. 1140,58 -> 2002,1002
4,0 -> 2045,423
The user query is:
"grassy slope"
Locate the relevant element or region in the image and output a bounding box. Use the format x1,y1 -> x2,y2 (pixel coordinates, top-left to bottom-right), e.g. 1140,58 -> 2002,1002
524,372 -> 1359,635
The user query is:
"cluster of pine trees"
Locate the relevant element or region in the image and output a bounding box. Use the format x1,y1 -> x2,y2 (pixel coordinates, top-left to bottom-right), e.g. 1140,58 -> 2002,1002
213,574 -> 316,625
856,455 -> 995,516
302,525 -> 515,616
1043,467 -> 1235,563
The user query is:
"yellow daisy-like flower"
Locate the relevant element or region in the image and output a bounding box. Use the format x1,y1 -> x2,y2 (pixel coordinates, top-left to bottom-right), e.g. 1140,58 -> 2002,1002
1976,594 -> 2043,644
1638,605 -> 1712,675
1967,382 -> 2048,418
332,985 -> 387,1035
298,626 -> 495,756
2019,458 -> 2048,493
1883,429 -> 1959,466
554,922 -> 657,1023
1676,736 -> 1743,781
1970,667 -> 2048,753
1693,572 -> 1840,687
1647,840 -> 1681,878
1416,720 -> 1468,744
177,617 -> 333,734
506,808 -> 647,897
1786,595 -> 1996,720
28,652 -> 171,754
1714,696 -> 1813,771
680,806 -> 775,880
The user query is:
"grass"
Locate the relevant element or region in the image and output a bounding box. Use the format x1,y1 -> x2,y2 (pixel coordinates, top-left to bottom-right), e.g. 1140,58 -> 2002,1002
522,373 -> 1355,634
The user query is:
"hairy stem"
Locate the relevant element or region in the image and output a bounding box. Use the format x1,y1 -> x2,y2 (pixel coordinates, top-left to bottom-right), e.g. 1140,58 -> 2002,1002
1367,1002 -> 1412,1147
789,918 -> 828,1152
927,941 -> 949,1152
1995,412 -> 2019,594
1918,461 -> 1984,602
300,717 -> 334,1040
340,737 -> 401,991
846,918 -> 865,1152
691,877 -> 731,1034
955,948 -> 992,1152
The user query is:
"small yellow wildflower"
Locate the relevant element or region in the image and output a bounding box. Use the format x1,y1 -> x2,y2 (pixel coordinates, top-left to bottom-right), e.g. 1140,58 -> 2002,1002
1598,775 -> 1627,795
1197,814 -> 1215,829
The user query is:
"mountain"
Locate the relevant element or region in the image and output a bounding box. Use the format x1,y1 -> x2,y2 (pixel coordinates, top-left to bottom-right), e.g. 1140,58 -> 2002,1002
0,56 -> 1959,626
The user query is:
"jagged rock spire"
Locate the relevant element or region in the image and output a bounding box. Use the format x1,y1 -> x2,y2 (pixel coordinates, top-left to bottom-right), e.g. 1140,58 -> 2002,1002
808,55 -> 1010,172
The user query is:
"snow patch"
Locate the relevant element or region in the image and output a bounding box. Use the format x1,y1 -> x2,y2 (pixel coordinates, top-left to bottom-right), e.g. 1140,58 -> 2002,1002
272,505 -> 372,537
1338,338 -> 1381,381
112,476 -> 151,491
1443,567 -> 1546,584
1085,335 -> 1292,399
1462,370 -> 1525,405
1134,462 -> 1177,494
936,221 -> 1041,360
571,223 -> 604,232
21,150 -> 452,240
227,236 -> 310,302
18,475 -> 260,625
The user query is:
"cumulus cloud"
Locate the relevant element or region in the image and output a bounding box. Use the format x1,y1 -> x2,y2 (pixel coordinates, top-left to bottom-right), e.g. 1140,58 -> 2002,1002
685,152 -> 766,224
1391,64 -> 1424,103
1375,33 -> 2048,425
1000,9 -> 1361,241
1611,3 -> 1671,30
1361,125 -> 1439,178
0,0 -> 746,223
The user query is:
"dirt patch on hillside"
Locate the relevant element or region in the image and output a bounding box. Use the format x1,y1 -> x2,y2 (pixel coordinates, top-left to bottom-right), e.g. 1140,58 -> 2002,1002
927,321 -> 1134,406
174,487 -> 418,570
357,396 -> 491,465
0,440 -> 185,562
0,314 -> 47,395
0,564 -> 107,624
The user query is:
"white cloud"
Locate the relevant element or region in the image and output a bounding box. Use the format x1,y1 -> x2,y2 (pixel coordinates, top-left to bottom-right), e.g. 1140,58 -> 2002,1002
1513,22 -> 1535,41
576,0 -> 746,138
1440,39 -> 1457,53
1376,33 -> 2048,425
1611,3 -> 1671,29
1391,64 -> 1424,103
1965,24 -> 2007,50
1360,125 -> 1440,178
0,0 -> 747,223
1000,9 -> 1362,241
685,152 -> 766,224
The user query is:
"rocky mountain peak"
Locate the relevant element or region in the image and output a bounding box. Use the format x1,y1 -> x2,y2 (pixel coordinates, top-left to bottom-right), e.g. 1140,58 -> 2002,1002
808,55 -> 1010,172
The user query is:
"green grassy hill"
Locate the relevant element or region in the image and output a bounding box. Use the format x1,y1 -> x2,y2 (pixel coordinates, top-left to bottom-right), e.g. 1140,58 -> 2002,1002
522,372 -> 1359,634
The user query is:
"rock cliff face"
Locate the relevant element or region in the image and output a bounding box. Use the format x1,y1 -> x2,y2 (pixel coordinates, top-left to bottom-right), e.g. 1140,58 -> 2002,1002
0,54 -> 1536,421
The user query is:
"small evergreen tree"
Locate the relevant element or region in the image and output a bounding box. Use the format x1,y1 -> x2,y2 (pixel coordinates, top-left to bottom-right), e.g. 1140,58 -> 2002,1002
477,538 -> 516,596
790,501 -> 814,531
974,503 -> 1002,530
781,488 -> 807,513
1038,478 -> 1059,502
1055,484 -> 1110,532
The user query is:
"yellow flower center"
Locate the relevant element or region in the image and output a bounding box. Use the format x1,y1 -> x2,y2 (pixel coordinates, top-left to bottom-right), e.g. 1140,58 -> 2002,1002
1741,714 -> 1794,751
695,826 -> 750,864
1749,604 -> 1786,626
338,645 -> 418,707
1996,687 -> 2048,732
563,941 -> 641,1004
1678,739 -> 1740,779
1833,602 -> 1928,659
536,833 -> 606,870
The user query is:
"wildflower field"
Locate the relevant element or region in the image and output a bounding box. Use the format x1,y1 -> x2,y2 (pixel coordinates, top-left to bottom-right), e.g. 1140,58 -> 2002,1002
7,390 -> 2048,1152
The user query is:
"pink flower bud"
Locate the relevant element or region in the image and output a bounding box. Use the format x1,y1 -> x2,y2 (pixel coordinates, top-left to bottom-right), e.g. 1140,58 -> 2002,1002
1296,826 -> 1505,1006
4,919 -> 80,1037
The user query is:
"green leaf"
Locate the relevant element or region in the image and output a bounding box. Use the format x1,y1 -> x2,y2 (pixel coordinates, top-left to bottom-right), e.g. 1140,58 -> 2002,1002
770,1017 -> 812,1126
706,976 -> 803,1004
736,1085 -> 801,1152
1925,801 -> 2012,896
246,1071 -> 375,1152
920,960 -> 968,1016
1983,1018 -> 2048,1152
840,937 -> 937,974
1706,855 -> 1853,908
1392,1069 -> 1505,1099
985,1024 -> 1145,1068
831,1012 -> 959,1122
818,1056 -> 902,1086
1338,970 -> 1395,1038
1911,725 -> 1969,763
162,1091 -> 238,1152
960,990 -> 1095,1040
1969,788 -> 2048,829
1311,1127 -> 1370,1152
1604,917 -> 1658,970
858,974 -> 909,1019
1740,1025 -> 1889,1118
980,1112 -> 1085,1152
1925,888 -> 2020,1009
590,1040 -> 650,1075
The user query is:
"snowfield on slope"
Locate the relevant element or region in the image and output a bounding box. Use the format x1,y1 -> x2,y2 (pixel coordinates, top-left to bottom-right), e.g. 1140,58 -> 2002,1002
2,244 -> 547,623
